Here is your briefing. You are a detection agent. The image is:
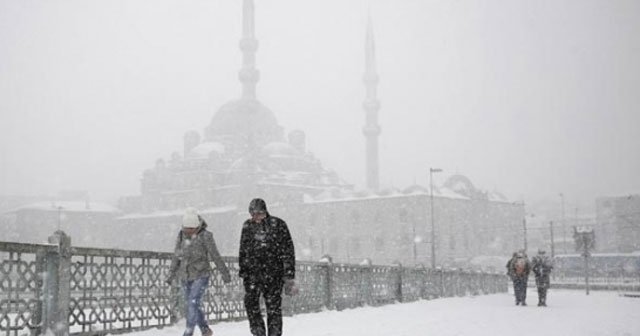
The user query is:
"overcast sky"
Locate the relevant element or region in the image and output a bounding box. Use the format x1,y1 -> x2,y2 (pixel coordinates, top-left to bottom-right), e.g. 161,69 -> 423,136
1,0 -> 639,212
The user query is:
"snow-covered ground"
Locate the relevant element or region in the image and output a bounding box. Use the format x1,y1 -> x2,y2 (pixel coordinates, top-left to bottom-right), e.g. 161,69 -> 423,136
117,290 -> 640,336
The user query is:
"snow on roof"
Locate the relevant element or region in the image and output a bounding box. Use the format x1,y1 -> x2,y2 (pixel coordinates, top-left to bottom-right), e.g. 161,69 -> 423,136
487,190 -> 508,202
189,141 -> 225,158
556,252 -> 640,258
262,141 -> 297,156
434,187 -> 470,200
117,205 -> 237,220
259,181 -> 326,191
10,201 -> 121,213
305,190 -> 462,205
303,182 -> 516,204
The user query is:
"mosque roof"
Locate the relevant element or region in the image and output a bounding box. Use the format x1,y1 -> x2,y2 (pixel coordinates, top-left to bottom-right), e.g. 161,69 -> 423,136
205,98 -> 283,144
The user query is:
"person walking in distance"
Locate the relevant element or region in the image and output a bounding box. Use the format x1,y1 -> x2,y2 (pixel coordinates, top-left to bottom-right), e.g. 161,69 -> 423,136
507,250 -> 531,306
166,207 -> 231,336
239,198 -> 296,336
531,248 -> 554,306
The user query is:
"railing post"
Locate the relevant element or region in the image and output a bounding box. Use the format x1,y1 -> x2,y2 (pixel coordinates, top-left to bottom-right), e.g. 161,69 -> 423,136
33,249 -> 46,336
320,255 -> 334,310
359,259 -> 373,306
393,262 -> 403,303
418,265 -> 427,299
42,231 -> 71,336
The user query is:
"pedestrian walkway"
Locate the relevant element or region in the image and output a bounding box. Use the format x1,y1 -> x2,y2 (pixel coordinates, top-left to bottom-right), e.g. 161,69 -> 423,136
118,290 -> 640,336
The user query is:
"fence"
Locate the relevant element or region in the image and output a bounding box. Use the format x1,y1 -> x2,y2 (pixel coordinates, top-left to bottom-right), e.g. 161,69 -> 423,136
0,231 -> 507,336
550,274 -> 640,291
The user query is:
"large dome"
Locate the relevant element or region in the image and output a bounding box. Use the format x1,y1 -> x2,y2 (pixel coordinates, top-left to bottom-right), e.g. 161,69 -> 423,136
205,98 -> 283,145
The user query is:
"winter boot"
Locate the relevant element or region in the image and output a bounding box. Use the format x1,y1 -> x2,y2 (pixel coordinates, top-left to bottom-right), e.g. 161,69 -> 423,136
202,328 -> 213,336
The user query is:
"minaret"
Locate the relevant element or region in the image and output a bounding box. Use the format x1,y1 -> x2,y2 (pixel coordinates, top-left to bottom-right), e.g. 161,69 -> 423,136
363,14 -> 381,191
239,0 -> 260,99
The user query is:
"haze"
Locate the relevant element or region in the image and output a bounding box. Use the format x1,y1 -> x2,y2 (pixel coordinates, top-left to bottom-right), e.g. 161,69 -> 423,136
1,0 -> 639,212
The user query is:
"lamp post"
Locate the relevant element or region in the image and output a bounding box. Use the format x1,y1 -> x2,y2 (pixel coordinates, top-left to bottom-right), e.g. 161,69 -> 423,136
412,221 -> 417,265
57,206 -> 64,231
523,213 -> 528,252
559,193 -> 566,254
549,221 -> 555,258
429,167 -> 442,269
521,202 -> 533,253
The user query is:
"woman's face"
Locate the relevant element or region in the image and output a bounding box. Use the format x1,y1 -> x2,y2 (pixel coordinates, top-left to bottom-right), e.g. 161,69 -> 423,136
182,227 -> 198,235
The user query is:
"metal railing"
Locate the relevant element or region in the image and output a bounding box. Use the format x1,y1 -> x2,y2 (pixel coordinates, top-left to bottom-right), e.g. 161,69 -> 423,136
1,231 -> 507,336
550,274 -> 640,291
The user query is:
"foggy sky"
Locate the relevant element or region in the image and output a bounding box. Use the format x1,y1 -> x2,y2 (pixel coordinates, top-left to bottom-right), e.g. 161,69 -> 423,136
1,0 -> 639,212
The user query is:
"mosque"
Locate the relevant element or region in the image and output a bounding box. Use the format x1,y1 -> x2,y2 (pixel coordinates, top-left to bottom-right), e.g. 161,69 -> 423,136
111,0 -> 524,267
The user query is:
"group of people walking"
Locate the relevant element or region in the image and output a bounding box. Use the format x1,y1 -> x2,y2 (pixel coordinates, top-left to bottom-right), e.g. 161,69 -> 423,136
165,197 -> 556,336
506,249 -> 554,307
166,198 -> 295,336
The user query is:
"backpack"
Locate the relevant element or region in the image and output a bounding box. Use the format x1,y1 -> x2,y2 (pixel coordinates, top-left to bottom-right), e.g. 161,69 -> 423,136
514,257 -> 526,275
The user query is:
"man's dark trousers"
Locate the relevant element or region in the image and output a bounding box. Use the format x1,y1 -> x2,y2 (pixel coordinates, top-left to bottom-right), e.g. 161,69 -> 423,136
244,277 -> 284,336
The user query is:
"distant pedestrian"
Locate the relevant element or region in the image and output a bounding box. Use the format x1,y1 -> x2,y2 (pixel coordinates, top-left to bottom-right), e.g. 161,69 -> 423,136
239,198 -> 296,336
506,250 -> 531,306
166,207 -> 231,336
531,249 -> 554,306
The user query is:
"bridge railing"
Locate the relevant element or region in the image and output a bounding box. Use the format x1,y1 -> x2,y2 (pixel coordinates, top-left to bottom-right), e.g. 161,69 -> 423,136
1,231 -> 506,336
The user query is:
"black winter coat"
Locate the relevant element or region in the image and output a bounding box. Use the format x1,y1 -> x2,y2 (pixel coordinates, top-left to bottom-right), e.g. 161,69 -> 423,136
239,214 -> 295,281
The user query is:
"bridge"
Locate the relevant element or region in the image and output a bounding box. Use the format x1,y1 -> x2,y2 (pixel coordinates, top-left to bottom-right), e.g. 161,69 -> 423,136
123,289 -> 640,336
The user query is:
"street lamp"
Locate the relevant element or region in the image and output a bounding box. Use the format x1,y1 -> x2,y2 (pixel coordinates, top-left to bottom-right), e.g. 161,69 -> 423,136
412,223 -> 418,265
57,206 -> 64,231
549,221 -> 556,258
524,211 -> 536,253
559,193 -> 566,254
430,167 -> 443,269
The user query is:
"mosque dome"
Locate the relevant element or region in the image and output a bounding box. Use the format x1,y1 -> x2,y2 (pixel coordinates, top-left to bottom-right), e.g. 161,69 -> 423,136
205,98 -> 283,145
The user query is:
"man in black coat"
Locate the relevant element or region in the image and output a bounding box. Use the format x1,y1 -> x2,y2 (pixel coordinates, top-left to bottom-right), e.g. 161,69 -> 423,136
239,198 -> 295,336
531,249 -> 553,306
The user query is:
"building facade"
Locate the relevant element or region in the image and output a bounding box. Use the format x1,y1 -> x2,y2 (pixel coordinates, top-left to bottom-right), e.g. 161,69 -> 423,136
110,0 -> 525,268
596,194 -> 640,253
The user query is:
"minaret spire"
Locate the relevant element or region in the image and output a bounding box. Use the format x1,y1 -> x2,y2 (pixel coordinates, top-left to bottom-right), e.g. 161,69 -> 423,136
239,0 -> 260,99
363,13 -> 381,191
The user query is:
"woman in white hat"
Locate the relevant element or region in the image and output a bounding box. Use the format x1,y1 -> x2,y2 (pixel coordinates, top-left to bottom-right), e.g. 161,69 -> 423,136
167,207 -> 231,336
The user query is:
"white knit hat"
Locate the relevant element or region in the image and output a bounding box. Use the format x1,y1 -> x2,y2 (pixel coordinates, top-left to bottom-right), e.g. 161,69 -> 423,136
182,207 -> 201,228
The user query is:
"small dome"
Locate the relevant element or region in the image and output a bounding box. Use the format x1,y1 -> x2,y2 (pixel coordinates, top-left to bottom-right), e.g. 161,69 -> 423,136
189,142 -> 225,158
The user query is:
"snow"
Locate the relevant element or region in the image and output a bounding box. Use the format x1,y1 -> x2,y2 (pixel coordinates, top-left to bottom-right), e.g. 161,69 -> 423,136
189,142 -> 226,157
117,206 -> 237,220
9,201 -> 120,213
111,290 -> 640,336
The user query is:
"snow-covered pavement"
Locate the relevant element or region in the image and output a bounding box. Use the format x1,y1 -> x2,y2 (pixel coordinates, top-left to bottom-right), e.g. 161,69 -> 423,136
118,290 -> 640,336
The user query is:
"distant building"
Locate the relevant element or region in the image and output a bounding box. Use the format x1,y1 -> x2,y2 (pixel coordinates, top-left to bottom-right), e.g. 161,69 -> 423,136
5,201 -> 121,247
113,0 -> 524,267
596,194 -> 640,253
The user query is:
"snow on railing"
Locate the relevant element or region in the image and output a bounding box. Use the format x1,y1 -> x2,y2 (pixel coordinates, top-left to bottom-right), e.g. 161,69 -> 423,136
1,231 -> 506,336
